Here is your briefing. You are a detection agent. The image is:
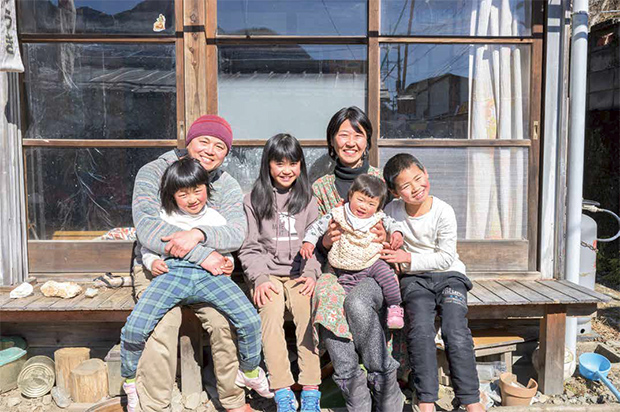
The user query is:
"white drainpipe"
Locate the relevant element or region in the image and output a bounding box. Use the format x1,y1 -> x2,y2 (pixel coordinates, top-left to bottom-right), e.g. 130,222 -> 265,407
564,0 -> 589,358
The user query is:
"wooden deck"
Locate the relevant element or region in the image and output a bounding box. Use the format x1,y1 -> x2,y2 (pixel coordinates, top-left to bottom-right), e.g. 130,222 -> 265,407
0,279 -> 608,321
0,278 -> 611,395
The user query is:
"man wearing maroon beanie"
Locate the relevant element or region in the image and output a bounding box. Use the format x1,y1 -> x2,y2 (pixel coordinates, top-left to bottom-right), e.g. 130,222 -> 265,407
130,115 -> 253,412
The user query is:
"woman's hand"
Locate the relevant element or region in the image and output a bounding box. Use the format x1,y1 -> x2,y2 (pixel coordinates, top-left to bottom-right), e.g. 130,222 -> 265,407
370,221 -> 387,244
380,248 -> 411,264
295,276 -> 316,297
150,259 -> 169,276
162,229 -> 204,257
322,220 -> 343,250
201,251 -> 230,276
253,281 -> 279,307
389,231 -> 404,250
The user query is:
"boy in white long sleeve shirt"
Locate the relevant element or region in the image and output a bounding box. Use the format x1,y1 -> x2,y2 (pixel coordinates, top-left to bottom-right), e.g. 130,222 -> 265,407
381,154 -> 484,412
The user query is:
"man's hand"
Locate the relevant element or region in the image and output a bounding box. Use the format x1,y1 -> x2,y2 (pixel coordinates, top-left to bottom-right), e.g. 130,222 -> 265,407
321,220 -> 343,250
162,229 -> 204,258
380,247 -> 411,264
151,259 -> 169,276
371,221 -> 387,244
300,242 -> 316,260
389,231 -> 404,250
253,281 -> 279,308
201,251 -> 230,276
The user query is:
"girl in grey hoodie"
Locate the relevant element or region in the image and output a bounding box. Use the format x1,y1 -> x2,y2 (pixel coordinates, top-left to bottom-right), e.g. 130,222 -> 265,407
238,134 -> 322,412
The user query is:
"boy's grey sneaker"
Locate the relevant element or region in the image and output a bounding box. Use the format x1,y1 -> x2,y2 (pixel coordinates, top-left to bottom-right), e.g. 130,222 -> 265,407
274,388 -> 299,412
300,389 -> 321,412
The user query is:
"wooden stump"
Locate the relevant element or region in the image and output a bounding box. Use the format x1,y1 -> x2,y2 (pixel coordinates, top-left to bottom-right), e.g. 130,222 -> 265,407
69,359 -> 109,403
54,347 -> 90,392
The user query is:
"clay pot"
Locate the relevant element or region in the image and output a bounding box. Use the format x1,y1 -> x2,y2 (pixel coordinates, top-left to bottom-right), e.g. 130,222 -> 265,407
499,372 -> 538,406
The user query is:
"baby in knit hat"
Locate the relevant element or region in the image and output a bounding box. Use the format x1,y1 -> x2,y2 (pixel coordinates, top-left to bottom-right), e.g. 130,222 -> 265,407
300,174 -> 405,329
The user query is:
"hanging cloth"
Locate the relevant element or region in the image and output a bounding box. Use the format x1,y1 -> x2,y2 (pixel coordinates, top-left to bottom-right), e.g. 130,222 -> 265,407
1,0 -> 24,72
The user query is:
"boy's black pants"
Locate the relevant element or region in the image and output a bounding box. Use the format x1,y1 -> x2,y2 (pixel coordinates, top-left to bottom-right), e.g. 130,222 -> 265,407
401,272 -> 480,406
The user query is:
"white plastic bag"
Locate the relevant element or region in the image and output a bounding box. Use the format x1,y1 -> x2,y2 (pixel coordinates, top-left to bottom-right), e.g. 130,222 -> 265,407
0,0 -> 25,72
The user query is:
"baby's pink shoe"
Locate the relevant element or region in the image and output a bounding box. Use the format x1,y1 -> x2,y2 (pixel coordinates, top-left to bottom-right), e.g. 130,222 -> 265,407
386,305 -> 404,329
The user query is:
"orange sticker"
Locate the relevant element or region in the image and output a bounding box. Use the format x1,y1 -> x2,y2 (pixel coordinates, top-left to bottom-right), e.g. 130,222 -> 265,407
153,14 -> 166,32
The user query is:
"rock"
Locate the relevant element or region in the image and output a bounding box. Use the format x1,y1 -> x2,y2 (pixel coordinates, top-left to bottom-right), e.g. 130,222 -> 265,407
42,394 -> 52,405
184,392 -> 201,410
7,397 -> 22,407
538,394 -> 549,403
171,385 -> 184,412
553,397 -> 563,404
85,288 -> 99,298
565,389 -> 575,398
51,386 -> 72,408
10,282 -> 33,299
41,281 -> 82,299
200,391 -> 209,404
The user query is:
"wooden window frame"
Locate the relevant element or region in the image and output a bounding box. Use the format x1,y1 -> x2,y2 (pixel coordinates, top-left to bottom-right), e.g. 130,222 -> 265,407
18,0 -> 545,274
17,0 -> 185,274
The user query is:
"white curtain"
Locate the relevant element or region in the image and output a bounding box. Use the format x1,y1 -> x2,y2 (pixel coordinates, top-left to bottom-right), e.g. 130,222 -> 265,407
466,0 -> 528,239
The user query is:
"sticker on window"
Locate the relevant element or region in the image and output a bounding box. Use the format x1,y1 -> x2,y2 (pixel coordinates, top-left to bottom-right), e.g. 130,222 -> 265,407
153,14 -> 166,32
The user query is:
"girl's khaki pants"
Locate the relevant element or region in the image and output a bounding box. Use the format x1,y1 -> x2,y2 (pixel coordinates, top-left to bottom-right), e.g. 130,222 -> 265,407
256,276 -> 321,390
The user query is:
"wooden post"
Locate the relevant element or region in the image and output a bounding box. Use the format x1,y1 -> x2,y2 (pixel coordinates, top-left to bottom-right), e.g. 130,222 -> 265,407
54,347 -> 90,392
538,304 -> 567,395
180,308 -> 204,399
69,359 -> 109,403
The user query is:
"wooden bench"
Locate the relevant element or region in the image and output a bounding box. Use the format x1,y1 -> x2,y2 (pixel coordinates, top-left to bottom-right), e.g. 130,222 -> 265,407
0,278 -> 610,395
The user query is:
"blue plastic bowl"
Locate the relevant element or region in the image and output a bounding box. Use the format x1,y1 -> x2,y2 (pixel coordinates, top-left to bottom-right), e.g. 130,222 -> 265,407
579,352 -> 612,381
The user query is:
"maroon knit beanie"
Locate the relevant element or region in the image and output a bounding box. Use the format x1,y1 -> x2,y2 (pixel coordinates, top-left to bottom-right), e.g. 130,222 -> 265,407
186,115 -> 233,152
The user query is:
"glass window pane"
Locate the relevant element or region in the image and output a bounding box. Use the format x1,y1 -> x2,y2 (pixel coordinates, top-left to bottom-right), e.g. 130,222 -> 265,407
18,0 -> 175,35
222,147 -> 331,193
26,147 -> 170,240
217,0 -> 366,36
22,43 -> 176,140
381,0 -> 531,37
380,147 -> 528,240
380,43 -> 530,139
219,45 -> 366,140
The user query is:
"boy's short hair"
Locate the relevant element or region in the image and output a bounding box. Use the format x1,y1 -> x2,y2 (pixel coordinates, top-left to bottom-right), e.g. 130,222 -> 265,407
383,153 -> 426,192
348,174 -> 388,210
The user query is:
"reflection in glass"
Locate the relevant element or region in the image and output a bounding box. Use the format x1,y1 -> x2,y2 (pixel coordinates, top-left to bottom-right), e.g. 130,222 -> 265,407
381,0 -> 531,37
217,0 -> 366,36
26,148 -> 169,240
222,147 -> 332,193
380,147 -> 527,240
22,43 -> 176,140
219,45 -> 366,140
18,0 -> 175,34
380,44 -> 530,139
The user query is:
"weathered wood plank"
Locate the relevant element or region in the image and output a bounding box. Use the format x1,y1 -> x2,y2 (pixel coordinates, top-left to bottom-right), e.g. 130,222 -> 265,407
538,305 -> 567,395
79,289 -> 119,310
467,292 -> 481,304
98,288 -> 133,309
470,282 -> 505,304
540,280 -> 602,302
458,240 -> 528,271
48,289 -> 92,309
502,281 -> 550,303
481,281 -> 529,303
533,281 -> 578,303
2,290 -> 49,309
557,280 -> 611,301
0,310 -> 132,323
0,292 -> 14,306
28,241 -> 133,273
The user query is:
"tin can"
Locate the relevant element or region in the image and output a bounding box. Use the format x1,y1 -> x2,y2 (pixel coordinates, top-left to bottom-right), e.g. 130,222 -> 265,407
17,355 -> 55,398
